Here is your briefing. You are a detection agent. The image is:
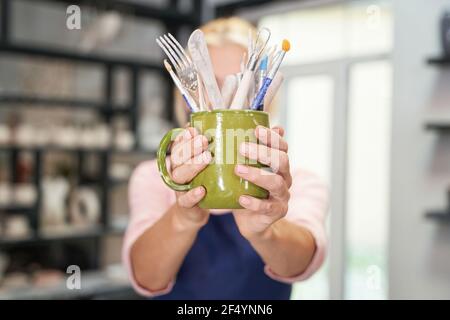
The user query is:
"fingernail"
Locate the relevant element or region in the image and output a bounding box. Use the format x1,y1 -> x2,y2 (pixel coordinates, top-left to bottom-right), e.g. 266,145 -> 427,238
236,165 -> 248,174
195,187 -> 204,196
239,196 -> 251,205
184,129 -> 192,140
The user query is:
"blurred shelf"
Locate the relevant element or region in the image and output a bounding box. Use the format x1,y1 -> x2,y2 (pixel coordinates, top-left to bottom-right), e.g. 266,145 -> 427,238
0,225 -> 126,248
0,42 -> 165,71
0,205 -> 34,214
39,0 -> 198,26
112,148 -> 157,156
77,176 -> 130,186
0,269 -> 138,300
107,225 -> 127,236
425,211 -> 450,222
0,145 -> 156,155
215,0 -> 277,16
425,122 -> 450,131
0,228 -> 102,247
0,94 -> 130,115
427,56 -> 450,66
424,114 -> 450,132
110,178 -> 130,186
425,121 -> 450,132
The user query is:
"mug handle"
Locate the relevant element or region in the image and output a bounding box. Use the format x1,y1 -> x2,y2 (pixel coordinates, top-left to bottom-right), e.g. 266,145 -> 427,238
157,128 -> 193,192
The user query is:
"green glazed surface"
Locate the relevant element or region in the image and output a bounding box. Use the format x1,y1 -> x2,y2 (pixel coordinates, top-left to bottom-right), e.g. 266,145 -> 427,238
157,109 -> 270,209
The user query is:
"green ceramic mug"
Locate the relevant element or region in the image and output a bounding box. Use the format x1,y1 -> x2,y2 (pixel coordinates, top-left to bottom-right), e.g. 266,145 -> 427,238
157,109 -> 270,209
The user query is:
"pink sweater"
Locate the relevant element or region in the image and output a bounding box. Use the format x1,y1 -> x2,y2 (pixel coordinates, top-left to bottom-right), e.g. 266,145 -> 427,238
122,159 -> 329,297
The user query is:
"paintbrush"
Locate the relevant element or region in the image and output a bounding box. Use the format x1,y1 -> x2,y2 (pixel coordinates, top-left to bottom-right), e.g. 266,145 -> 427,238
221,74 -> 238,108
230,28 -> 270,109
197,73 -> 208,111
258,55 -> 268,90
164,59 -> 198,112
251,39 -> 290,110
263,71 -> 284,110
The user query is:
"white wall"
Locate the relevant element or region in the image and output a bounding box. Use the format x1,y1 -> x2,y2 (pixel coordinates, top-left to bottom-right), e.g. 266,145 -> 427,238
389,0 -> 450,299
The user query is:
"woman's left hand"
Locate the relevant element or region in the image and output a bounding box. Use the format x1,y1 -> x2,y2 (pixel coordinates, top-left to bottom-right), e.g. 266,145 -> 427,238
233,125 -> 292,240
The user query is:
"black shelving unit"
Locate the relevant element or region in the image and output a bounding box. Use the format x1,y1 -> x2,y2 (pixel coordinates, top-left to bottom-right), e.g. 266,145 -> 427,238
0,0 -> 202,297
426,210 -> 450,222
0,225 -> 126,248
0,42 -> 165,70
0,94 -> 129,115
215,0 -> 280,17
39,0 -> 198,25
427,56 -> 450,66
0,269 -> 140,299
425,188 -> 450,222
425,121 -> 450,132
424,47 -> 450,221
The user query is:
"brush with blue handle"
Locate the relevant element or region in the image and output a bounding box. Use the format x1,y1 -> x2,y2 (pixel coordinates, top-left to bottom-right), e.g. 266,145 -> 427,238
258,55 -> 268,91
251,39 -> 290,111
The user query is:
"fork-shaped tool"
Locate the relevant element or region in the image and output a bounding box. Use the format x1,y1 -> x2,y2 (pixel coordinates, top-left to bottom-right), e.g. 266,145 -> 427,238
156,33 -> 198,93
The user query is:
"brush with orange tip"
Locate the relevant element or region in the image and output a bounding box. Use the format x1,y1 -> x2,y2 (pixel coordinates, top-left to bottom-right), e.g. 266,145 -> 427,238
251,39 -> 291,110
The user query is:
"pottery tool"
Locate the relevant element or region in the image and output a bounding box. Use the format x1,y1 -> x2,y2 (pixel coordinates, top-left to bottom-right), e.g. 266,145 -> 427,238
240,52 -> 247,76
230,28 -> 270,109
263,71 -> 284,109
258,55 -> 268,90
248,29 -> 254,61
164,59 -> 198,112
221,74 -> 238,108
188,29 -> 224,109
247,76 -> 256,107
197,73 -> 207,111
251,39 -> 290,110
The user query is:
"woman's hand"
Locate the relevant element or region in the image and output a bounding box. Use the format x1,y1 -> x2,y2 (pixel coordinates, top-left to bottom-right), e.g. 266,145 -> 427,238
169,127 -> 212,230
233,125 -> 292,240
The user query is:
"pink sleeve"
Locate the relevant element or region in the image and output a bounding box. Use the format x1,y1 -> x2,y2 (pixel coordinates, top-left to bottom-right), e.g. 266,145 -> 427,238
265,169 -> 329,283
121,159 -> 176,297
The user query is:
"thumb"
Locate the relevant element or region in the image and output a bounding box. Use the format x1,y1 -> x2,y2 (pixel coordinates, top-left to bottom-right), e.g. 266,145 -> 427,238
177,186 -> 205,208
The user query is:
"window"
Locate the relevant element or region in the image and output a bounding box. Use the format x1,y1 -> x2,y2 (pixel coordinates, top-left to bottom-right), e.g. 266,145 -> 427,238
285,75 -> 334,183
260,1 -> 393,65
345,60 -> 392,299
258,0 -> 393,299
285,75 -> 334,300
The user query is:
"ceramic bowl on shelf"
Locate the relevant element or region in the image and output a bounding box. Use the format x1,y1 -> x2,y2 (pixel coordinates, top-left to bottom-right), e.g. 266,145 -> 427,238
15,124 -> 35,147
0,183 -> 12,206
0,124 -> 11,146
115,130 -> 135,151
13,184 -> 37,206
4,215 -> 30,239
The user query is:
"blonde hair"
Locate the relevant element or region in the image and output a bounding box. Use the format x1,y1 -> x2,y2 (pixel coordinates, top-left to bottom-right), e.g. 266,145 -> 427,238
202,17 -> 256,48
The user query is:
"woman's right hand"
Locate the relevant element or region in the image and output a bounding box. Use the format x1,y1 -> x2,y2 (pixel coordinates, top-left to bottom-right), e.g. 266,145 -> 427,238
169,127 -> 211,230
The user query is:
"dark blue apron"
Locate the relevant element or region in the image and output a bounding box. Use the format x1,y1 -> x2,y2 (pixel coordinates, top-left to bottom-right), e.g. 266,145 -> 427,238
154,213 -> 291,300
